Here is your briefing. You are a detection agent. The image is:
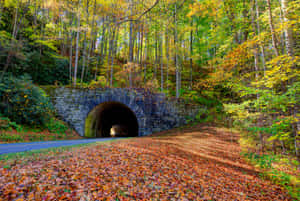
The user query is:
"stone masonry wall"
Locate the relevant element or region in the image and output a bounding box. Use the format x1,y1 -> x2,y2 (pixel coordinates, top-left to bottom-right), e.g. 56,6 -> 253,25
45,87 -> 200,137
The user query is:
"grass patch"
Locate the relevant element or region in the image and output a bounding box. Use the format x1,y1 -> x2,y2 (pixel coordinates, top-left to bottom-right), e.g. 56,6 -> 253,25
0,138 -> 126,163
0,118 -> 81,143
0,132 -> 24,142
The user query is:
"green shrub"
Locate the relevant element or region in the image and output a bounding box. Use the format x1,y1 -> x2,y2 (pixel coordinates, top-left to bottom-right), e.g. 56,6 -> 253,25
0,74 -> 53,126
0,133 -> 24,142
0,114 -> 21,130
0,116 -> 10,130
46,118 -> 68,134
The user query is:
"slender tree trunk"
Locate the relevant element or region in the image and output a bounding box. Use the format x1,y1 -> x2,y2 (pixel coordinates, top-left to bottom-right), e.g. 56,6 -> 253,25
174,3 -> 180,98
73,0 -> 81,86
144,38 -> 147,85
266,0 -> 280,56
154,31 -> 158,80
110,21 -> 117,87
255,0 -> 266,76
140,23 -> 144,64
280,140 -> 286,154
1,0 -> 19,81
85,0 -> 97,81
189,20 -> 193,89
113,26 -> 119,56
0,0 -> 3,22
89,0 -> 97,55
281,0 -> 299,168
81,31 -> 87,84
252,0 -> 264,152
128,0 -> 134,88
160,33 -> 164,91
137,26 -> 140,64
103,24 -> 109,65
281,0 -> 294,57
251,0 -> 260,80
100,17 -> 106,63
69,14 -> 75,83
80,0 -> 89,84
95,18 -> 104,80
278,1 -> 285,54
165,26 -> 169,90
12,2 -> 19,39
106,26 -> 111,85
144,19 -> 148,85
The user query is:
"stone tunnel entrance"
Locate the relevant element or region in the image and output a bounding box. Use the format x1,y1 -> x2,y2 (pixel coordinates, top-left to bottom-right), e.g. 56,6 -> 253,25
84,101 -> 139,138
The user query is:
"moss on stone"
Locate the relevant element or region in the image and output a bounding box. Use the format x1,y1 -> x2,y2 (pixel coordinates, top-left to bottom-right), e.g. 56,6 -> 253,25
84,111 -> 96,138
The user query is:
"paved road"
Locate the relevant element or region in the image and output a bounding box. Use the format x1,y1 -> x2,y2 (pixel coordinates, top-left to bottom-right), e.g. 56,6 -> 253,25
0,138 -> 122,155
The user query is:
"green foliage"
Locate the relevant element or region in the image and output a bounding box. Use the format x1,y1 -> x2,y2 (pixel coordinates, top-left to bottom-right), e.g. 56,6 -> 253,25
25,52 -> 70,85
0,74 -> 53,126
243,152 -> 300,199
0,132 -> 24,142
243,152 -> 276,169
0,114 -> 21,130
184,90 -> 221,108
89,76 -> 107,88
46,118 -> 68,134
268,117 -> 294,142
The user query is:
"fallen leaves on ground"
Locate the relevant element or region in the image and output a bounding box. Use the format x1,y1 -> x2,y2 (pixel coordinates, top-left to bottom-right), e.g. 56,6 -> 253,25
0,125 -> 292,200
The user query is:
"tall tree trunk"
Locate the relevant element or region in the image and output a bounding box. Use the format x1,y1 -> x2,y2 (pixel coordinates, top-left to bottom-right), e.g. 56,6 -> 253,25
113,26 -> 119,56
95,18 -> 104,80
281,0 -> 299,168
0,0 -> 3,22
1,0 -> 19,81
103,24 -> 109,65
128,0 -> 134,88
106,26 -> 111,85
251,0 -> 260,80
266,0 -> 280,56
255,0 -> 266,76
100,17 -> 106,64
110,21 -> 117,87
69,13 -> 75,83
154,31 -> 158,80
139,23 -> 144,65
165,26 -> 169,90
189,20 -> 193,89
278,1 -> 285,54
281,0 -> 294,57
80,0 -> 89,84
85,0 -> 97,81
252,0 -> 264,152
81,31 -> 87,83
144,38 -> 148,85
89,0 -> 97,55
69,32 -> 74,82
174,3 -> 180,98
160,33 -> 164,91
73,0 -> 81,86
143,19 -> 148,85
137,26 -> 141,64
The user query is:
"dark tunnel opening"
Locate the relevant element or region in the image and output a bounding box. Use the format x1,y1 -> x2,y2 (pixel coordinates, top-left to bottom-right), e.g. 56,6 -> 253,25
85,102 -> 139,138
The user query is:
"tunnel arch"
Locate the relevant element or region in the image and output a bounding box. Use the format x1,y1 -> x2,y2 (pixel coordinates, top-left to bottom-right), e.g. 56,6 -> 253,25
84,101 -> 139,138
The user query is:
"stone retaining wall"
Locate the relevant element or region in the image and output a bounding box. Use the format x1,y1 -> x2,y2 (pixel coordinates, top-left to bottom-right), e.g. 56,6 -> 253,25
45,87 -> 200,137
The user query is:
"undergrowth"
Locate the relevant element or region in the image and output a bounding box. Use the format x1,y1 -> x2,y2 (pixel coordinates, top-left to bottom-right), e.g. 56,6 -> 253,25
0,117 -> 79,143
242,151 -> 300,200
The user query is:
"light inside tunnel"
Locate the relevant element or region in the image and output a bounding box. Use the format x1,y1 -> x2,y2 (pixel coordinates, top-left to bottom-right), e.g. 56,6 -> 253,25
85,101 -> 139,138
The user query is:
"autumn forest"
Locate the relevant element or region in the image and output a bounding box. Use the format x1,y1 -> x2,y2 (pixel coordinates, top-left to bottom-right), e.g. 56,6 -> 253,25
0,0 -> 299,199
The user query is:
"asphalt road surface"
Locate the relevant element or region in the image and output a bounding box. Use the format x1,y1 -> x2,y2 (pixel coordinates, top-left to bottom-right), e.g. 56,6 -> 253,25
0,138 -> 122,155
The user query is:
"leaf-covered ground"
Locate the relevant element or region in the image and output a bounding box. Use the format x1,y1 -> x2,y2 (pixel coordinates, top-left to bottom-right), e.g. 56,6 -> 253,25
0,125 -> 292,200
